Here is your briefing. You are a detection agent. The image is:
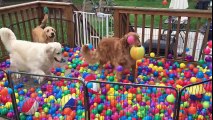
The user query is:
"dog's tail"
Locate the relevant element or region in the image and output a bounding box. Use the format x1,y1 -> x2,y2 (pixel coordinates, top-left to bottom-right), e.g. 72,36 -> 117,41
39,14 -> 48,29
81,45 -> 100,65
0,28 -> 16,52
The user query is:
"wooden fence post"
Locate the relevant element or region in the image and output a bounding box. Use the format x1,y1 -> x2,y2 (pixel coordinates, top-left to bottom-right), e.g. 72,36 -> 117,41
64,5 -> 74,47
113,9 -> 121,38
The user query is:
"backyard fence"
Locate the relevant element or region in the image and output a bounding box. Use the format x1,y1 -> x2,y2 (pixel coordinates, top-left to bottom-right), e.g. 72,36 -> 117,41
107,6 -> 212,61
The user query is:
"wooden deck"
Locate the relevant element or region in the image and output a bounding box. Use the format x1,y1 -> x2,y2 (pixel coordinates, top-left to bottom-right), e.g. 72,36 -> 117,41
137,28 -> 206,61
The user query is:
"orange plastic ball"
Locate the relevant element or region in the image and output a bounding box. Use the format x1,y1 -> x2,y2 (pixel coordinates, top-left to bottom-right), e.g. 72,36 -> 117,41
189,64 -> 195,70
188,106 -> 197,114
63,108 -> 72,115
106,84 -> 111,91
30,93 -> 37,98
30,88 -> 35,93
136,94 -> 142,102
63,52 -> 69,57
0,88 -> 9,96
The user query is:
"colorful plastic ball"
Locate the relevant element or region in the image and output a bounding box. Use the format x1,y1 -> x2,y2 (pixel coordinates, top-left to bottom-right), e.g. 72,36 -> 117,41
127,35 -> 135,44
7,88 -> 13,94
196,72 -> 204,78
185,48 -> 190,52
180,63 -> 186,69
88,44 -> 93,50
116,66 -> 123,72
166,94 -> 175,103
63,52 -> 69,57
204,48 -> 211,55
205,56 -> 212,62
162,0 -> 168,5
208,40 -> 212,48
22,98 -> 39,115
87,83 -> 93,88
150,52 -> 155,58
168,54 -> 173,59
202,101 -> 210,109
63,108 -> 72,115
130,46 -> 145,60
188,106 -> 197,114
190,77 -> 197,83
0,87 -> 8,96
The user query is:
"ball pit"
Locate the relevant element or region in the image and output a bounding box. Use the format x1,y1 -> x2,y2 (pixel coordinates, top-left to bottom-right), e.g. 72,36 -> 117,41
0,44 -> 212,119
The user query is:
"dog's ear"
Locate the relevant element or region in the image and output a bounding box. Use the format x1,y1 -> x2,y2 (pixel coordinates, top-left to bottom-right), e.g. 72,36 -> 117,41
53,28 -> 56,33
121,33 -> 131,48
46,44 -> 55,55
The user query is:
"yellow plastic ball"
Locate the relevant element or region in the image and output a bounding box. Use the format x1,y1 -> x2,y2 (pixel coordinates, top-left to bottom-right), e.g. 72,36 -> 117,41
190,77 -> 197,83
128,100 -> 132,105
180,63 -> 186,69
158,67 -> 163,72
16,99 -> 19,104
94,103 -> 98,107
127,93 -> 133,100
130,46 -> 145,60
150,52 -> 155,57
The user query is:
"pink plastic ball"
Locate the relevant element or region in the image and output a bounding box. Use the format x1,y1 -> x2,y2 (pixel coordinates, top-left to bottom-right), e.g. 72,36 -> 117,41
208,41 -> 212,48
204,48 -> 211,54
127,35 -> 135,44
7,112 -> 14,118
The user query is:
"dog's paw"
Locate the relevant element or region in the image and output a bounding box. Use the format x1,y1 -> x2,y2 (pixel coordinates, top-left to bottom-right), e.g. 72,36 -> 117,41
14,73 -> 21,79
38,77 -> 44,84
32,76 -> 44,84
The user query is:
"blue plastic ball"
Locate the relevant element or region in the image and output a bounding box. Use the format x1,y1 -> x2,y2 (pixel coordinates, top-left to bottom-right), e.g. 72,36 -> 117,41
87,83 -> 93,88
88,44 -> 93,50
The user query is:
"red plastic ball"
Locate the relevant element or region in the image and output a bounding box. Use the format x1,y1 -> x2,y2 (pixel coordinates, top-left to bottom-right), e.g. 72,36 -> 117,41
208,41 -> 212,48
162,0 -> 168,6
204,48 -> 211,54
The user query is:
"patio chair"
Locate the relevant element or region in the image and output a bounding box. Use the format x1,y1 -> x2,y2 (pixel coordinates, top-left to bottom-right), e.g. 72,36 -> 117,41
143,0 -> 189,56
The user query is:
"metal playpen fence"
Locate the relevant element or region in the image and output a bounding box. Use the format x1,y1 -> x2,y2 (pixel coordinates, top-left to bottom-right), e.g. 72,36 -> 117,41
0,70 -> 212,120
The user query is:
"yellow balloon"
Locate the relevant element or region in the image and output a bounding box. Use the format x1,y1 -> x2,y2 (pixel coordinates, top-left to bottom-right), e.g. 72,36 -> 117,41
130,46 -> 145,60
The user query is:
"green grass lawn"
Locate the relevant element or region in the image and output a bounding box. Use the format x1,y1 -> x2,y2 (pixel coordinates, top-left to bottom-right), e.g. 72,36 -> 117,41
72,0 -> 197,9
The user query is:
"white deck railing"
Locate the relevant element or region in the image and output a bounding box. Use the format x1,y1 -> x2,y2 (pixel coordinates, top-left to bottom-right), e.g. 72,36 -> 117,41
74,11 -> 114,47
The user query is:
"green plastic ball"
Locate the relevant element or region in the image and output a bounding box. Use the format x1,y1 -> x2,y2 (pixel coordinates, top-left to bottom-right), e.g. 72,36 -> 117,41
97,104 -> 104,112
202,101 -> 210,109
20,114 -> 26,120
92,108 -> 98,114
108,76 -> 114,81
116,104 -> 122,111
106,109 -> 112,116
166,94 -> 175,103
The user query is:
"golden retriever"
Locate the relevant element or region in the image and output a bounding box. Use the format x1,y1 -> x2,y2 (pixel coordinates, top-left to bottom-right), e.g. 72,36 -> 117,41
32,14 -> 56,43
0,28 -> 62,84
81,32 -> 141,82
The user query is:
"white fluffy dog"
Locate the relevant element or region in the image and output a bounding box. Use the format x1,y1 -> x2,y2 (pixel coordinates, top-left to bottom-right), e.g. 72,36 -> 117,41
0,28 -> 63,84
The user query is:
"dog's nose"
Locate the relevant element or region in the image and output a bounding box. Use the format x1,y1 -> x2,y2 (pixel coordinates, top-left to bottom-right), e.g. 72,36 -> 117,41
51,33 -> 55,36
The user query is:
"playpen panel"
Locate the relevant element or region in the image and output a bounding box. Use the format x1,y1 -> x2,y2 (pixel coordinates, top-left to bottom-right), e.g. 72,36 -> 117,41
0,70 -> 18,120
7,71 -> 88,120
86,81 -> 179,119
176,80 -> 212,120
